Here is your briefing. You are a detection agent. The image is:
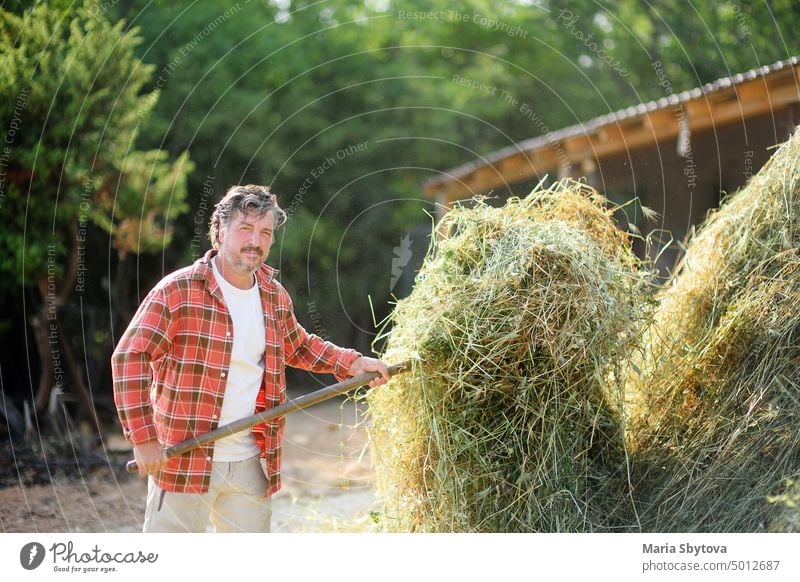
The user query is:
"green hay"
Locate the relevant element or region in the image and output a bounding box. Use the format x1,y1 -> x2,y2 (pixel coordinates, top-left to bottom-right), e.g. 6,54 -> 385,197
367,181 -> 653,532
626,131 -> 800,532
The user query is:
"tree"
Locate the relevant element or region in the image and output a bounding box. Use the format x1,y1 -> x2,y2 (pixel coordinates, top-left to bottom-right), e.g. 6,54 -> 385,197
0,1 -> 192,432
101,0 -> 800,370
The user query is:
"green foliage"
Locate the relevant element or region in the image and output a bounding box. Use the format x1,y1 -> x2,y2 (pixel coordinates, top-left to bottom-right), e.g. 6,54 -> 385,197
6,0 -> 797,356
0,0 -> 191,287
91,149 -> 193,257
553,0 -> 800,103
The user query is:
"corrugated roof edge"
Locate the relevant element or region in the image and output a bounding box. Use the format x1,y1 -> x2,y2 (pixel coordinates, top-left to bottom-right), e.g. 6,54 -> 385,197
423,56 -> 800,191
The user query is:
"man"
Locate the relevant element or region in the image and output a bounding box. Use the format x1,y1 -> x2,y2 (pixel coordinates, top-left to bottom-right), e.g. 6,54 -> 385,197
112,184 -> 389,532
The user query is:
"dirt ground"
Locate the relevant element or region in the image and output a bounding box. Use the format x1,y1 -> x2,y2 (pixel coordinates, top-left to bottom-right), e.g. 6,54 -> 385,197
0,395 -> 379,533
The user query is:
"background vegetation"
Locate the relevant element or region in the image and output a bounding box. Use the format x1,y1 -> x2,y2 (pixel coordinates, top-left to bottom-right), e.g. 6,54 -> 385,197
2,0 -> 799,430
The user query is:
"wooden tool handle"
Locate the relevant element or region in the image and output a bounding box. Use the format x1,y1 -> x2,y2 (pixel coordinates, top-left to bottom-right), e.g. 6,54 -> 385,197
125,361 -> 410,474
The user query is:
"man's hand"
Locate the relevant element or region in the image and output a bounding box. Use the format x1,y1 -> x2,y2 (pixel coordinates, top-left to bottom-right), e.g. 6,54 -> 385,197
347,356 -> 390,387
133,439 -> 167,478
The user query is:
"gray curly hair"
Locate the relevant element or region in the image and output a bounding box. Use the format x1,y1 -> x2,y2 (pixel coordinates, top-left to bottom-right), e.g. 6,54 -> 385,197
208,184 -> 287,249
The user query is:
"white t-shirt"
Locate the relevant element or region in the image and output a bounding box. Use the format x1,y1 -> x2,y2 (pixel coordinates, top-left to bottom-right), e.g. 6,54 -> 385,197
210,257 -> 266,461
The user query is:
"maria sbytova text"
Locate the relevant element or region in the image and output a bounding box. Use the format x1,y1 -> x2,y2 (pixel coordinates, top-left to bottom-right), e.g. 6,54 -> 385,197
644,543 -> 727,557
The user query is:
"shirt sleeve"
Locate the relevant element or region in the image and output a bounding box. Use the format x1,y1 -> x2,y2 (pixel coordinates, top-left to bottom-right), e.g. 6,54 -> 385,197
277,284 -> 361,381
111,285 -> 173,445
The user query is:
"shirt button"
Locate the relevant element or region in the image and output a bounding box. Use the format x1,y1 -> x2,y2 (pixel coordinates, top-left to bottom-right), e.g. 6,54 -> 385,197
206,456 -> 212,461
221,372 -> 226,378
212,414 -> 218,420
226,331 -> 231,337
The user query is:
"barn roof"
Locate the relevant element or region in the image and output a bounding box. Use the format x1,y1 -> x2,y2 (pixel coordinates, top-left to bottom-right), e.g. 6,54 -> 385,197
424,56 -> 800,203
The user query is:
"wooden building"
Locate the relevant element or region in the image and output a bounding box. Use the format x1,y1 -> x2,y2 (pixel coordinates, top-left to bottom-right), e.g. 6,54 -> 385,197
423,57 -> 800,275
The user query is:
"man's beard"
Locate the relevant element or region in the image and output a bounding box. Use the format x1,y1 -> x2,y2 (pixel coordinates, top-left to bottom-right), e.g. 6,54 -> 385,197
221,245 -> 264,274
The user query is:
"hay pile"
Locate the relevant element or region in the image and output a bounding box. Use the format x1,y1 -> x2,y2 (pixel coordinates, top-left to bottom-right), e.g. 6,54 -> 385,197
367,181 -> 653,532
626,131 -> 800,532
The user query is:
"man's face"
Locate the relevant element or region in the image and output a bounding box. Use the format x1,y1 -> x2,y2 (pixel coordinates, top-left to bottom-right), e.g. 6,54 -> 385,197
218,209 -> 276,275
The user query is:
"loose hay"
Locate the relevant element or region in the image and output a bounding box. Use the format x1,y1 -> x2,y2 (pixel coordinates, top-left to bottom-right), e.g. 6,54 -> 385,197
766,474 -> 800,532
626,131 -> 800,532
367,181 -> 653,532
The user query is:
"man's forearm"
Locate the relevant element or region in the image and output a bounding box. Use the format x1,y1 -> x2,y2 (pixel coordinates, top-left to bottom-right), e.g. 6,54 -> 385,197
286,331 -> 361,380
111,349 -> 158,444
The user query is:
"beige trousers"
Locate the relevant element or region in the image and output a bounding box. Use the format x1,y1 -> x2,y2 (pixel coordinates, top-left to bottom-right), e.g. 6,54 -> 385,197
143,456 -> 272,533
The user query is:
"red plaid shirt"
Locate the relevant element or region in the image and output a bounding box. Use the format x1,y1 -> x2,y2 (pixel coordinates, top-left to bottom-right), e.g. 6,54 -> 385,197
111,249 -> 361,496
